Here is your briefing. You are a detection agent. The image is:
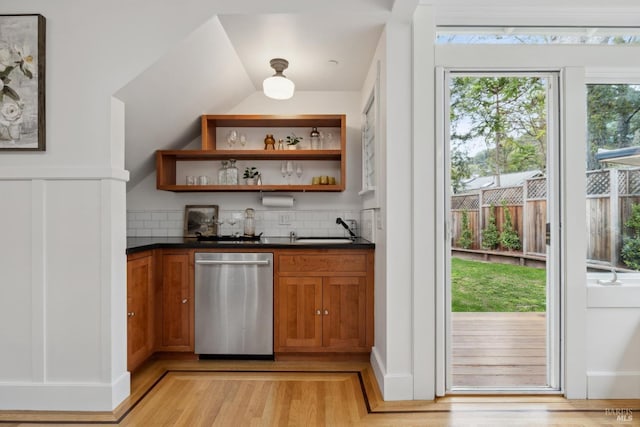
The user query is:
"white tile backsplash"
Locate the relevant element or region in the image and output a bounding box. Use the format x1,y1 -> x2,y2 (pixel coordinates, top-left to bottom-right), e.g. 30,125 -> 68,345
127,209 -> 364,238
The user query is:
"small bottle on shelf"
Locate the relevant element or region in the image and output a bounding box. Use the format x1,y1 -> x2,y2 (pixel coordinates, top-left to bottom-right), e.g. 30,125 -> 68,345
227,159 -> 238,185
217,160 -> 228,185
310,127 -> 320,150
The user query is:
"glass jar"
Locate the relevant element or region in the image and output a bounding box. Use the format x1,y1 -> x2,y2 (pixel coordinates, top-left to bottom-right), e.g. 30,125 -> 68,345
227,159 -> 238,185
217,160 -> 228,185
310,127 -> 320,150
244,208 -> 255,237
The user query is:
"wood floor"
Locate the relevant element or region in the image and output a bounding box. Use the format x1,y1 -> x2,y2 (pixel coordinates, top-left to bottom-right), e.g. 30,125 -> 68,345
452,312 -> 547,388
1,358 -> 639,426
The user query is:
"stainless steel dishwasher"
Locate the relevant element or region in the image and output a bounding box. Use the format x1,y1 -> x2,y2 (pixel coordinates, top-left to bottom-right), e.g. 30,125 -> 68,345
194,252 -> 273,357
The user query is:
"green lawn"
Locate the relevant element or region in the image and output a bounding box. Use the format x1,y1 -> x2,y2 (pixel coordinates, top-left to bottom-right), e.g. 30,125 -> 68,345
451,257 -> 546,312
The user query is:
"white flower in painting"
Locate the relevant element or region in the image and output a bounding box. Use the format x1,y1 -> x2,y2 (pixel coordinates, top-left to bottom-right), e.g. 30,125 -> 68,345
0,101 -> 23,125
13,45 -> 34,78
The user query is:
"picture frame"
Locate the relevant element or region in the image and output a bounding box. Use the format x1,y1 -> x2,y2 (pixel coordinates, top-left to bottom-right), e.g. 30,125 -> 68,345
184,205 -> 219,237
0,14 -> 46,151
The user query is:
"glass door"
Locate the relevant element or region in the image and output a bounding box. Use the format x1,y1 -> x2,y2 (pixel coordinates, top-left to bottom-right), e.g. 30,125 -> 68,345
441,71 -> 561,392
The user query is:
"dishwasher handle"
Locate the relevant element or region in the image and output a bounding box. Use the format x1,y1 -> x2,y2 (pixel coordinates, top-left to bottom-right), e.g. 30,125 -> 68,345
195,259 -> 270,266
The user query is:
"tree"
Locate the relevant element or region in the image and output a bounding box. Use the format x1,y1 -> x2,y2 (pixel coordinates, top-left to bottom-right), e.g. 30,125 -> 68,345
450,76 -> 547,181
481,204 -> 500,250
587,84 -> 640,170
500,200 -> 521,251
450,147 -> 472,193
621,203 -> 640,270
457,209 -> 473,249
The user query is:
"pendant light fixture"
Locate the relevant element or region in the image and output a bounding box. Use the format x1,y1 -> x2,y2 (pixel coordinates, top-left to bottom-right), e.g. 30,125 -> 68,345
263,58 -> 295,100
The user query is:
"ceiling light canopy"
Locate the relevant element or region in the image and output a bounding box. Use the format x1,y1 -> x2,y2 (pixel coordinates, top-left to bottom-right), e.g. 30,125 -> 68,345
263,58 -> 295,100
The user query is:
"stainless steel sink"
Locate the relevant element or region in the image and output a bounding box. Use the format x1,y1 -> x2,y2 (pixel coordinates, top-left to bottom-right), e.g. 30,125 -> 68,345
294,237 -> 353,244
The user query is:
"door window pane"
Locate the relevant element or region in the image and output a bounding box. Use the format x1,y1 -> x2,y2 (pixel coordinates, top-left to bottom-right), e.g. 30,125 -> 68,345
587,84 -> 640,274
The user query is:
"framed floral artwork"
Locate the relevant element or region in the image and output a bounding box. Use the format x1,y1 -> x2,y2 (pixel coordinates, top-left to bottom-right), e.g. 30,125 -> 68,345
0,14 -> 45,151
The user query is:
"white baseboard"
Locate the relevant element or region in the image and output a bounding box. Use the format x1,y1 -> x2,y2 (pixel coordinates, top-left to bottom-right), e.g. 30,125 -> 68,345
370,346 -> 414,401
587,371 -> 640,398
0,372 -> 131,411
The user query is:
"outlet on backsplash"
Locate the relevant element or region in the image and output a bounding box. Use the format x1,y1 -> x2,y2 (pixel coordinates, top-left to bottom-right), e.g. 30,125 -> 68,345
279,213 -> 293,225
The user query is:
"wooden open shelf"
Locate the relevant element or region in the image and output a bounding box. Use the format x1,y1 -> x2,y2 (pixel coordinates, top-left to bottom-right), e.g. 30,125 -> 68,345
156,114 -> 346,192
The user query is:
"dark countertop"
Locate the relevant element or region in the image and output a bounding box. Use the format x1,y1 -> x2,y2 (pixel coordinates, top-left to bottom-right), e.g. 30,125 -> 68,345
126,236 -> 375,254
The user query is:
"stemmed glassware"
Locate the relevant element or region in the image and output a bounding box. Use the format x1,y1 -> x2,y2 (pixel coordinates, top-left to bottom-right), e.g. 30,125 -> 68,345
324,131 -> 334,149
226,130 -> 238,147
239,133 -> 247,147
214,219 -> 225,236
280,161 -> 288,184
286,160 -> 294,185
296,163 -> 303,183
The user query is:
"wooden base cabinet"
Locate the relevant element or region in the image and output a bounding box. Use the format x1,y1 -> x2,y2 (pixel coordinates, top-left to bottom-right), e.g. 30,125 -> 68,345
126,251 -> 155,372
275,250 -> 374,355
157,251 -> 194,352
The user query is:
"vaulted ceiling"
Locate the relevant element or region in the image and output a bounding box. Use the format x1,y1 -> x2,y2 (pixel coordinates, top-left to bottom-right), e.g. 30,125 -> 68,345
117,0 -> 409,190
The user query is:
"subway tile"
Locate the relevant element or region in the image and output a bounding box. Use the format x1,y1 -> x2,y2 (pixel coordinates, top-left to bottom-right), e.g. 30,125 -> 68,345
151,212 -> 168,221
135,212 -> 152,221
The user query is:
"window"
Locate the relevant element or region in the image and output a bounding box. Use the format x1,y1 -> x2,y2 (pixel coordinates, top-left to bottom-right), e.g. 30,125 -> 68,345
586,84 -> 640,277
362,91 -> 376,192
437,27 -> 640,45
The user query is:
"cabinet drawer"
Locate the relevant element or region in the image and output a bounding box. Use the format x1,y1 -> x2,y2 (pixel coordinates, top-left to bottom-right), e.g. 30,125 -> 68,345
279,254 -> 367,273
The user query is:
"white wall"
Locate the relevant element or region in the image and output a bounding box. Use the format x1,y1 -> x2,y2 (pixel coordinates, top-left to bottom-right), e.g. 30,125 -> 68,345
586,282 -> 640,398
126,90 -> 364,215
364,17 -> 416,400
0,0 -> 240,411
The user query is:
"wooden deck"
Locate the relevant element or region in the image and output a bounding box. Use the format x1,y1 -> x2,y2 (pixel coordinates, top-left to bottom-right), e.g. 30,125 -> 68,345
452,312 -> 547,388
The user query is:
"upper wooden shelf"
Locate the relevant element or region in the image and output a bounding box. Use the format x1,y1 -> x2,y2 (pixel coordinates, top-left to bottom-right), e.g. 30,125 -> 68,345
158,149 -> 342,161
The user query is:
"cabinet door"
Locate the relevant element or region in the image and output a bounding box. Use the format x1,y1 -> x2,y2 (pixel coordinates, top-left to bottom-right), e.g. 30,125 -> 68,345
127,254 -> 154,371
322,276 -> 367,351
159,253 -> 192,350
276,276 -> 323,351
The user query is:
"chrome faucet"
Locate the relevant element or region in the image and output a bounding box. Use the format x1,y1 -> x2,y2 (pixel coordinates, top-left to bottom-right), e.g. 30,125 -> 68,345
336,217 -> 357,240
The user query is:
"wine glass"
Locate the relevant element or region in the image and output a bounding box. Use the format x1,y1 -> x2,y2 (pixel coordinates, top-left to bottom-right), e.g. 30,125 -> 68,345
286,160 -> 294,185
296,163 -> 303,183
325,132 -> 334,149
280,161 -> 288,184
214,219 -> 225,236
227,216 -> 241,237
226,130 -> 238,147
239,133 -> 247,147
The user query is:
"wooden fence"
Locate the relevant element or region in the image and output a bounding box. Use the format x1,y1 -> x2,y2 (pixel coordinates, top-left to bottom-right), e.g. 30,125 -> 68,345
451,168 -> 640,267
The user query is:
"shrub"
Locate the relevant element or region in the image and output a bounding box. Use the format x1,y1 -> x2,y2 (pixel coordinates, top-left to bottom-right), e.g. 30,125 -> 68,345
481,204 -> 500,250
457,209 -> 473,249
621,203 -> 640,270
500,200 -> 521,250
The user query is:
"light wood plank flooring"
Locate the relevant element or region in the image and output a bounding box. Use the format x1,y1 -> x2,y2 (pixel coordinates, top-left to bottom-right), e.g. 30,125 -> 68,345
1,359 -> 639,426
452,311 -> 547,388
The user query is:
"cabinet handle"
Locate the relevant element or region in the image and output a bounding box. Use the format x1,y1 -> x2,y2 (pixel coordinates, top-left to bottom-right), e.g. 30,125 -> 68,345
316,309 -> 321,315
323,309 -> 329,315
127,312 -> 135,317
182,298 -> 188,304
